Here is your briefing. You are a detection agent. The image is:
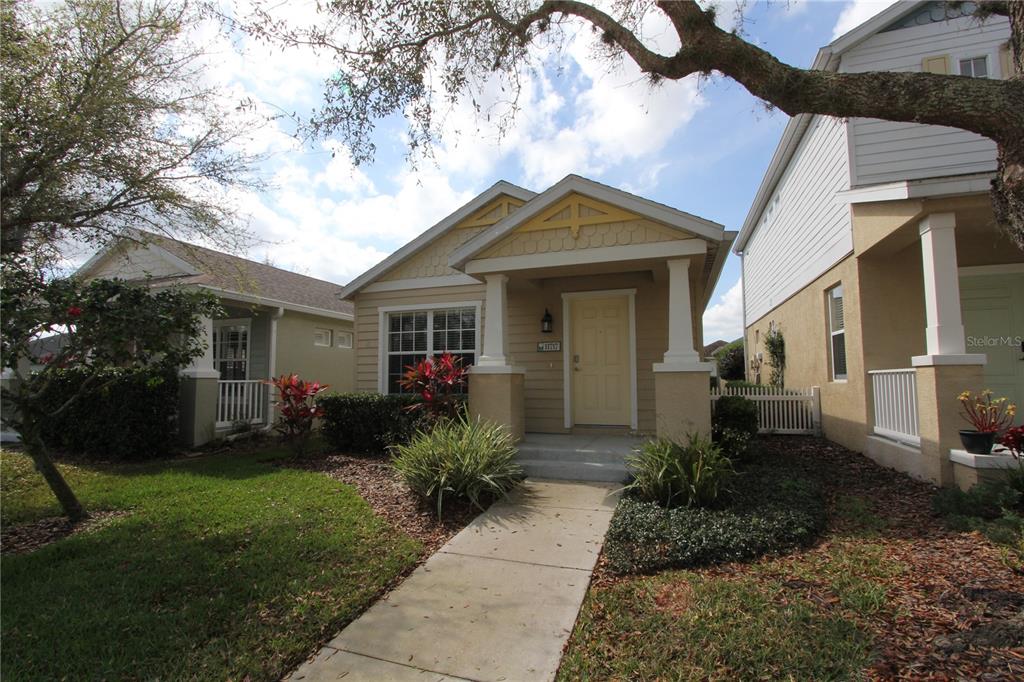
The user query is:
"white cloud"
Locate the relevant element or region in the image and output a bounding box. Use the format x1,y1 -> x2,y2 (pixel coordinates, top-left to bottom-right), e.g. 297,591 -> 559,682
703,277 -> 744,343
832,0 -> 899,41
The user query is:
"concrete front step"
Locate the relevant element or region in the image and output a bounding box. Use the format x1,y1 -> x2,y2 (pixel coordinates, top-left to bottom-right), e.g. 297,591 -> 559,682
517,458 -> 630,483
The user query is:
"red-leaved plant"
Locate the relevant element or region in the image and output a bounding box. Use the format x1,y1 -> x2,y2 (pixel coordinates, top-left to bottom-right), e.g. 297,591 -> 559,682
399,352 -> 467,420
268,374 -> 329,455
1001,425 -> 1024,460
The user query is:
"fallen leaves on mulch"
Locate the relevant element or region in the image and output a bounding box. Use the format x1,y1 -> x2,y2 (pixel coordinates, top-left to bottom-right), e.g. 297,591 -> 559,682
286,454 -> 481,557
1,510 -> 131,556
753,437 -> 1023,680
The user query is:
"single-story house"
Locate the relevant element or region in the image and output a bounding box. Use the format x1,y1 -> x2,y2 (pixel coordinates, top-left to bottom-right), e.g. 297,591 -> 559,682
341,174 -> 734,446
77,233 -> 356,445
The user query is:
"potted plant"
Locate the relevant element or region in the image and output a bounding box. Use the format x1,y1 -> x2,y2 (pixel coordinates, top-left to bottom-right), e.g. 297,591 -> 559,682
957,390 -> 1016,454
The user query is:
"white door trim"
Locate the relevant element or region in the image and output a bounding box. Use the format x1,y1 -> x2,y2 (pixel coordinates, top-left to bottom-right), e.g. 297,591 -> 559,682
561,289 -> 638,430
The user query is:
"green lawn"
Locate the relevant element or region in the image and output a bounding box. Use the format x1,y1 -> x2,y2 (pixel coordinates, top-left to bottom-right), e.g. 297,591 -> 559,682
0,446 -> 421,681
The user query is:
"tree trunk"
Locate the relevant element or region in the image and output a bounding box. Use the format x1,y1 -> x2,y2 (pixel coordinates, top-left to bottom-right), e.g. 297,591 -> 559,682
24,433 -> 88,522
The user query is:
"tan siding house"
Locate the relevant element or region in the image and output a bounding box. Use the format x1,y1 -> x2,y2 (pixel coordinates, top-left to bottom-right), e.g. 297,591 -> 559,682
736,2 -> 1022,490
78,234 -> 355,446
342,175 -> 734,447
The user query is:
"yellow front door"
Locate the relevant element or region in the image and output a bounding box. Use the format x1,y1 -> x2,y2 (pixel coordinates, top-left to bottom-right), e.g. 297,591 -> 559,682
571,295 -> 632,426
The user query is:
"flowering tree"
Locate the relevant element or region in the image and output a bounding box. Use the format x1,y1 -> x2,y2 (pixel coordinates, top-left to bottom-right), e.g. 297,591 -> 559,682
268,374 -> 329,455
399,353 -> 468,421
0,256 -> 220,519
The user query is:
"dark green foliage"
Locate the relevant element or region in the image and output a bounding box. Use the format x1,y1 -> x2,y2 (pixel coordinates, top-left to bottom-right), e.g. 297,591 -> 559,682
713,395 -> 759,460
624,436 -> 733,509
391,416 -> 523,516
932,480 -> 1022,520
319,393 -> 426,455
714,339 -> 745,380
764,327 -> 786,388
606,463 -> 826,574
37,367 -> 179,459
726,379 -> 763,389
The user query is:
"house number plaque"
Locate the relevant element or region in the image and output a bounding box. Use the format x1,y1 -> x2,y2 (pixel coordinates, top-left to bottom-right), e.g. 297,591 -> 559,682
537,341 -> 561,352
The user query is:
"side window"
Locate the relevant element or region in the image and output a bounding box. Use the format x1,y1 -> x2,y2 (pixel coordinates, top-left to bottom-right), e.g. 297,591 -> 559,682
336,331 -> 353,349
313,328 -> 333,347
958,55 -> 989,78
827,285 -> 847,381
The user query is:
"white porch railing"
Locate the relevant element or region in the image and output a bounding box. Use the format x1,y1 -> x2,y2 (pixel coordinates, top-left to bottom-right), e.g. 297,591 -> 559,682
869,369 -> 920,446
216,380 -> 267,428
711,385 -> 821,435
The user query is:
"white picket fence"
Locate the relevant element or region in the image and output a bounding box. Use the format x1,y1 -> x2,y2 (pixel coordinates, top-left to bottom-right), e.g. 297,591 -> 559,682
711,385 -> 821,435
216,380 -> 267,428
868,368 -> 920,446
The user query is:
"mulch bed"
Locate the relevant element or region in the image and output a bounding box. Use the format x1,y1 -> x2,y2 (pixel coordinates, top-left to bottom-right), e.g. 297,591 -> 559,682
1,510 -> 131,556
718,437 -> 1023,679
287,454 -> 482,557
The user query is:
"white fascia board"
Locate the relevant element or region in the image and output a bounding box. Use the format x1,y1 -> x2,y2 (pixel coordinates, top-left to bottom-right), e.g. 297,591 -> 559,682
339,181 -> 535,299
826,1 -> 925,55
361,273 -> 482,293
198,285 -> 354,322
449,174 -> 724,269
837,173 -> 995,205
463,240 -> 707,275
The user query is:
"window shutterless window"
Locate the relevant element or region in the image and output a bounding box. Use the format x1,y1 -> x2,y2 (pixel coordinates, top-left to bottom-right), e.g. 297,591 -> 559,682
385,306 -> 476,394
313,328 -> 332,347
212,321 -> 250,380
827,285 -> 847,381
336,331 -> 353,349
959,56 -> 988,78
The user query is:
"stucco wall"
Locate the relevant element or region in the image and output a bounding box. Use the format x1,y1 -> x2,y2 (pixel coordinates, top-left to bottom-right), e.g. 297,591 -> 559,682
745,255 -> 868,452
275,311 -> 355,392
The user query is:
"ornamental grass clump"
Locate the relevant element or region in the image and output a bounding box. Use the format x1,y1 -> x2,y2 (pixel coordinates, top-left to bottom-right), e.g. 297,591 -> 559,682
624,435 -> 733,509
391,416 -> 523,517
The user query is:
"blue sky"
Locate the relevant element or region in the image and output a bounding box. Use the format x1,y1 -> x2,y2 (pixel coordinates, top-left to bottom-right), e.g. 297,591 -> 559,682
195,0 -> 895,343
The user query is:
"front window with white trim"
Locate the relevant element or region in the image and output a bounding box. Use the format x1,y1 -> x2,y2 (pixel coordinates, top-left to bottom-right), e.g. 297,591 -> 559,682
959,55 -> 989,78
313,328 -> 333,347
213,320 -> 249,380
386,307 -> 476,394
827,285 -> 847,381
336,331 -> 353,349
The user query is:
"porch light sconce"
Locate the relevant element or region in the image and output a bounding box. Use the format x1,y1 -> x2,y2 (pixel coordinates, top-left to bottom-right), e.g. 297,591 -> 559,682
541,309 -> 553,334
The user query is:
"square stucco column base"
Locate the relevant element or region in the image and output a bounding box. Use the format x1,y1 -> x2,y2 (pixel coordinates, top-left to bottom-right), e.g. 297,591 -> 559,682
913,362 -> 985,487
468,368 -> 526,442
653,367 -> 713,442
178,374 -> 219,448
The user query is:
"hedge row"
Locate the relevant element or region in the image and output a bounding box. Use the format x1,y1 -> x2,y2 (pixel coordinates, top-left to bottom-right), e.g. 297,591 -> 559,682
39,367 -> 179,460
604,461 -> 826,574
319,393 -> 426,455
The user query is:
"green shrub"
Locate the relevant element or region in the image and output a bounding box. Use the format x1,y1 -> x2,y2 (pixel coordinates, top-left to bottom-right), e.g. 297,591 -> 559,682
624,436 -> 733,509
38,366 -> 178,459
714,340 -> 745,380
319,393 -> 426,455
712,395 -> 759,460
391,416 -> 523,516
932,480 -> 1022,520
606,463 -> 826,574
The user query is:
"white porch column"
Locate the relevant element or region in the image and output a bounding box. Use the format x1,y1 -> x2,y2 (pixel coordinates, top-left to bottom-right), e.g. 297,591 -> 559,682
180,315 -> 219,379
911,213 -> 985,367
655,258 -> 707,370
478,274 -> 510,367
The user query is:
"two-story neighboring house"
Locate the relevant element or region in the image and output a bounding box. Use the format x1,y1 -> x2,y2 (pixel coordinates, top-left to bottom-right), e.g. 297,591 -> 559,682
736,2 -> 1021,489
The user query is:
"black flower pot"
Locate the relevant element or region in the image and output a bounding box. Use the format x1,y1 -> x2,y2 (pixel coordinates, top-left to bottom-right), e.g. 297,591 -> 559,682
958,430 -> 996,455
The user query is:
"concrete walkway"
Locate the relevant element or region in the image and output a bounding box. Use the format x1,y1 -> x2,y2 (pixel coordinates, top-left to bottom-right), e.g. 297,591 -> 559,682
288,479 -> 619,682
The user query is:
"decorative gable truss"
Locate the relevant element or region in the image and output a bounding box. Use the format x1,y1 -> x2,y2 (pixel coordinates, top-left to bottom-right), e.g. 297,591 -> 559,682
457,196 -> 526,229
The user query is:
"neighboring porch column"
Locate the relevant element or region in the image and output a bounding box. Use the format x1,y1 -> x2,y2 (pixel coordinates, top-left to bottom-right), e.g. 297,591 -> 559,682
469,274 -> 526,441
178,315 -> 220,448
267,307 -> 284,428
911,212 -> 986,487
653,258 -> 715,442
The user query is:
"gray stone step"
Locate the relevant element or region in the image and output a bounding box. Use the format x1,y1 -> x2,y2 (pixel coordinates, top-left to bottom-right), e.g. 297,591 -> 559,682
516,442 -> 638,464
517,458 -> 630,483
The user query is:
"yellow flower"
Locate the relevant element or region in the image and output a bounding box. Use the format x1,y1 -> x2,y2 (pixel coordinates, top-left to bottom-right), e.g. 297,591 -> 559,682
958,391 -> 971,402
